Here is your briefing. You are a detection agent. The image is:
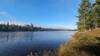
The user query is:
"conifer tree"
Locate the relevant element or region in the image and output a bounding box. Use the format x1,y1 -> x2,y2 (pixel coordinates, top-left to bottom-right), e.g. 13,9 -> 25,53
92,0 -> 100,28
78,0 -> 91,31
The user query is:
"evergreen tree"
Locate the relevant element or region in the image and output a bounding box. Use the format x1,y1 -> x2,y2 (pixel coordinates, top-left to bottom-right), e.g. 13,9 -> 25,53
78,0 -> 91,31
92,0 -> 100,28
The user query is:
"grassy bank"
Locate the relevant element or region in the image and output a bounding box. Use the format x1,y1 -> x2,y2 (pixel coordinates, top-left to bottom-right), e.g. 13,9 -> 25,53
27,28 -> 100,56
58,28 -> 100,56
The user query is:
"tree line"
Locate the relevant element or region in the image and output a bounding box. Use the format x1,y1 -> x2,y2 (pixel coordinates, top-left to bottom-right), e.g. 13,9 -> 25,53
0,22 -> 71,31
0,22 -> 44,31
77,0 -> 100,32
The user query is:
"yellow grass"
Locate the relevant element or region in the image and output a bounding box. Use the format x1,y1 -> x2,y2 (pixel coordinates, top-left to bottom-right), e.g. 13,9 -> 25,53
58,28 -> 100,56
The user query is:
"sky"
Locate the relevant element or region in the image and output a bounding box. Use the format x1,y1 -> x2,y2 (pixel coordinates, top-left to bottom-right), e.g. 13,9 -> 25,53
0,0 -> 95,29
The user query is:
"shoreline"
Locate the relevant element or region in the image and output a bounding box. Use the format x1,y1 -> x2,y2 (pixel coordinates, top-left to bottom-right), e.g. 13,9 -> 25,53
0,30 -> 77,32
58,28 -> 100,56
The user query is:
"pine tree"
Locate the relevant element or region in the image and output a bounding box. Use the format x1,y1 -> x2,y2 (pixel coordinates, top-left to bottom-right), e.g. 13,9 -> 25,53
78,0 -> 91,31
92,0 -> 100,28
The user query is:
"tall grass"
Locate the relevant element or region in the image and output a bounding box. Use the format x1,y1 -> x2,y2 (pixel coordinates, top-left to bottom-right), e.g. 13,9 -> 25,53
58,28 -> 100,56
27,50 -> 57,56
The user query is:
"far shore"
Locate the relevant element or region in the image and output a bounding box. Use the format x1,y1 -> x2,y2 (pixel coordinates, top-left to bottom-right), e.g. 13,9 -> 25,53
0,30 -> 77,32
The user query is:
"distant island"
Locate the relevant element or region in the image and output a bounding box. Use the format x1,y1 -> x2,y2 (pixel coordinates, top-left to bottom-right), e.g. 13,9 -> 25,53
0,23 -> 76,32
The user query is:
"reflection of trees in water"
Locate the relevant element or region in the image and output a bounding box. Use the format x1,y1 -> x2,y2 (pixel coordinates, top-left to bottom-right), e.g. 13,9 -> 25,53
0,32 -> 35,43
0,32 -> 9,42
21,32 -> 34,40
6,32 -> 9,42
30,32 -> 34,40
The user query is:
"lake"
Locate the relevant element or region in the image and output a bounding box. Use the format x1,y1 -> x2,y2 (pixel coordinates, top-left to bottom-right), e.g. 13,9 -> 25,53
0,31 -> 75,56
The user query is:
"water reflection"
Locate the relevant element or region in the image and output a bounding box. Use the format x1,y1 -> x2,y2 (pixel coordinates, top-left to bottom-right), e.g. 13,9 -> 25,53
0,31 -> 75,56
0,32 -> 35,42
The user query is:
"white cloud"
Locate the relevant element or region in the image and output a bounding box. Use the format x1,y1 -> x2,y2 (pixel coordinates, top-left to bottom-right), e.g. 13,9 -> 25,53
0,11 -> 23,25
0,11 -> 8,15
0,11 -> 13,20
0,11 -> 30,26
0,19 -> 28,26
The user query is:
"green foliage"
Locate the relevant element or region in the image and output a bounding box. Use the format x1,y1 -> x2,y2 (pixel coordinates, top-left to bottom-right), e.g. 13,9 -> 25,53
96,0 -> 100,3
77,0 -> 100,32
93,3 -> 100,28
0,23 -> 43,31
77,0 -> 91,31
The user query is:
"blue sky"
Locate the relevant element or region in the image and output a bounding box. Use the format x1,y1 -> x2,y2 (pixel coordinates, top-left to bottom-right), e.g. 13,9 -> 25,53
0,0 -> 95,29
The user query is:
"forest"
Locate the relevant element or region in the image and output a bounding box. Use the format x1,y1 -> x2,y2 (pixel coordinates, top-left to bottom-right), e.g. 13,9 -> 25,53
0,23 -> 41,31
77,0 -> 100,32
0,22 -> 71,31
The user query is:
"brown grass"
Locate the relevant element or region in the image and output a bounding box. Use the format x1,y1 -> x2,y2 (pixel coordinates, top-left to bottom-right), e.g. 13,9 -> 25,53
58,28 -> 100,56
27,50 -> 57,56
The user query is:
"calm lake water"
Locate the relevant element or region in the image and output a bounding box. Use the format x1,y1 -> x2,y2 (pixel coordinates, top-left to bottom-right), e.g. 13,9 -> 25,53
0,31 -> 75,56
